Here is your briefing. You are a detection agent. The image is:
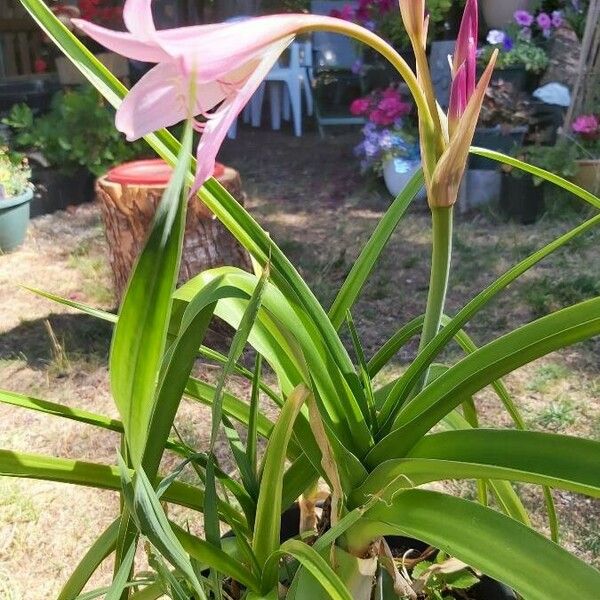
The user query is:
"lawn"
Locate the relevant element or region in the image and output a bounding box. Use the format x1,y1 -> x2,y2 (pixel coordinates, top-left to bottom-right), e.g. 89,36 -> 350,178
1,129 -> 599,598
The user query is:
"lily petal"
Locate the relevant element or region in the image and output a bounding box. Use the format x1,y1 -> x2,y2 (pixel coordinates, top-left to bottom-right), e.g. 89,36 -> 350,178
430,51 -> 498,207
453,0 -> 478,97
115,62 -> 227,140
448,63 -> 467,137
192,36 -> 294,193
123,0 -> 156,42
72,18 -> 169,62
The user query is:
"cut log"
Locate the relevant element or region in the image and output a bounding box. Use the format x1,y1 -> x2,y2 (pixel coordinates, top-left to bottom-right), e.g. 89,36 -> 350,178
96,165 -> 251,301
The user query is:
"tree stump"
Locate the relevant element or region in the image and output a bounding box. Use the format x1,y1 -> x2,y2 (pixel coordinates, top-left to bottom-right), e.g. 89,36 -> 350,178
96,164 -> 251,301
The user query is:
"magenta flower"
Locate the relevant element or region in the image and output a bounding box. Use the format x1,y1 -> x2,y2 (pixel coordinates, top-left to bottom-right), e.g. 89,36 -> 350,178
536,12 -> 552,31
514,10 -> 534,27
434,0 -> 497,206
73,0 -> 369,192
572,115 -> 600,139
350,98 -> 371,116
451,0 -> 478,111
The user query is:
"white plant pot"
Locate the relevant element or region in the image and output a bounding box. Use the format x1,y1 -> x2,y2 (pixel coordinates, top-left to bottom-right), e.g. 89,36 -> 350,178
481,0 -> 535,29
383,158 -> 424,199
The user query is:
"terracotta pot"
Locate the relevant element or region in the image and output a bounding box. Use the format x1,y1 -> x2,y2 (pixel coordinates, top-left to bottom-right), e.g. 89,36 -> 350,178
481,0 -> 535,28
574,159 -> 600,195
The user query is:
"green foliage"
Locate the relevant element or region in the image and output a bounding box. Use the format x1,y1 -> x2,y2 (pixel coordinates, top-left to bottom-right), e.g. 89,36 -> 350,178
3,1 -> 600,600
0,146 -> 31,198
411,554 -> 480,600
2,86 -> 149,176
479,40 -> 549,73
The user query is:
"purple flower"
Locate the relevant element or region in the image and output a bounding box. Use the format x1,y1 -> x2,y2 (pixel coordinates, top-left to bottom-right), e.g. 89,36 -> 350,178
514,10 -> 534,26
536,12 -> 552,31
551,10 -> 563,28
503,35 -> 514,51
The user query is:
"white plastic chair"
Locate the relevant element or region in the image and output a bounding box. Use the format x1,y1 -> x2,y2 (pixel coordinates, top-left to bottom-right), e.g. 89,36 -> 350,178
266,41 -> 313,137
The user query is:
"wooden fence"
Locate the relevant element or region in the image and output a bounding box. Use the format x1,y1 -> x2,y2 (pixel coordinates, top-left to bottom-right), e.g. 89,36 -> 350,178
0,0 -> 44,77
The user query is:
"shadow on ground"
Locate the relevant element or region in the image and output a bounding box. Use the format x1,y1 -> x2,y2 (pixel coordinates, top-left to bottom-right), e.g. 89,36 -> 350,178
0,312 -> 114,368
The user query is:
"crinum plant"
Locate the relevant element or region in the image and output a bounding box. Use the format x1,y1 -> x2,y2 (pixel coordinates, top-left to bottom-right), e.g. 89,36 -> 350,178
2,0 -> 600,599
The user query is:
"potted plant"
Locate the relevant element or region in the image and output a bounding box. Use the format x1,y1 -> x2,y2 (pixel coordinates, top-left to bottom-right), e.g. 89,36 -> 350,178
461,80 -> 532,210
571,113 -> 600,195
2,86 -> 149,216
478,9 -> 563,91
0,146 -> 33,252
350,86 -> 423,197
480,0 -> 535,28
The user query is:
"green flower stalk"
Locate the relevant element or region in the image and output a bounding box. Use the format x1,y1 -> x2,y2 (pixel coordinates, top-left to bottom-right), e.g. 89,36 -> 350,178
400,0 -> 498,376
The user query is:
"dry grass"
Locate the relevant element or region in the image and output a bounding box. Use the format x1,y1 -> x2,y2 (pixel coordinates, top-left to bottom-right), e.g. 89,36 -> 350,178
0,129 -> 599,597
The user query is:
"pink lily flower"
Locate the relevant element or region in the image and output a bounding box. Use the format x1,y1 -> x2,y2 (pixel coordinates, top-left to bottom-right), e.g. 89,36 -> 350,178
73,0 -> 372,192
448,0 -> 478,136
430,0 -> 497,207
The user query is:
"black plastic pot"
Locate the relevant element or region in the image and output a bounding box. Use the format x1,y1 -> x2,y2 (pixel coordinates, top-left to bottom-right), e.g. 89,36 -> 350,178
470,126 -> 528,170
279,508 -> 516,599
500,173 -> 545,224
0,76 -> 61,117
30,167 -> 95,217
491,66 -> 528,91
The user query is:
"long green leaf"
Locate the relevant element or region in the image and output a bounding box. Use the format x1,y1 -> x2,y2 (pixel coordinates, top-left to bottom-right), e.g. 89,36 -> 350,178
354,429 -> 600,505
0,449 -> 245,527
171,523 -> 260,591
328,169 -> 424,329
377,212 -> 600,432
58,519 -> 120,600
105,542 -> 137,600
355,489 -> 600,600
263,540 -> 353,600
110,123 -> 192,465
470,147 -> 600,210
253,385 -> 309,583
121,466 -> 206,599
369,296 -> 600,463
0,389 -> 121,432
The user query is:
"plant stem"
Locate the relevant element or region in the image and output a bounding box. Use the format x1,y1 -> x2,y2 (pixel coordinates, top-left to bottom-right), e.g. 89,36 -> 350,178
417,206 -> 454,391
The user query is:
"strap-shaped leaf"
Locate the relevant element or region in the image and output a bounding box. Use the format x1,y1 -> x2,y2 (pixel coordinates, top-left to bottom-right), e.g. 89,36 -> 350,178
110,123 -> 192,465
104,542 -> 137,600
263,540 -> 353,600
253,385 -> 309,582
355,429 -> 600,505
369,296 -> 600,463
470,147 -> 600,210
118,465 -> 207,599
354,489 -> 600,600
328,169 -> 424,329
0,449 -> 245,527
57,519 -> 120,600
0,389 -> 121,432
377,212 -> 600,432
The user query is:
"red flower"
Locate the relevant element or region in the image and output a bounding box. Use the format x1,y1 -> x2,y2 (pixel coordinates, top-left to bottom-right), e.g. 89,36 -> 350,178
350,97 -> 371,116
34,57 -> 48,73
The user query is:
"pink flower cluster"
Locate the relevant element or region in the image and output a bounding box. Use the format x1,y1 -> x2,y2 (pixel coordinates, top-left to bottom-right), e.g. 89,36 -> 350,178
350,86 -> 412,126
572,114 -> 600,140
330,0 -> 394,27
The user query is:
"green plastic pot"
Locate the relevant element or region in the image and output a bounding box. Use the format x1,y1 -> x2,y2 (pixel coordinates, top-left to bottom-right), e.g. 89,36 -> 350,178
0,187 -> 34,252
